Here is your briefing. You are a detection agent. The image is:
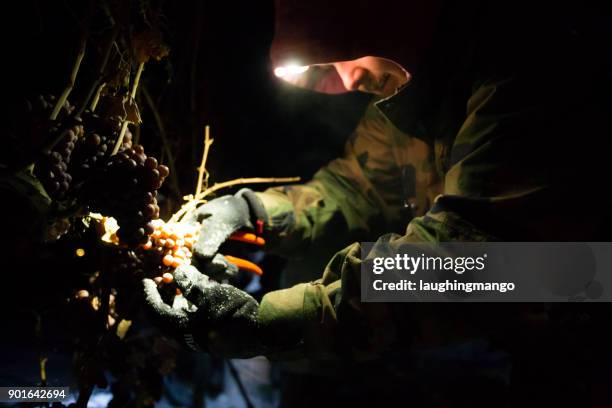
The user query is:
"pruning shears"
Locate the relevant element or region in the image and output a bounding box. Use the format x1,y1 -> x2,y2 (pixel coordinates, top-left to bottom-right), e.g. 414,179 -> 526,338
225,231 -> 265,276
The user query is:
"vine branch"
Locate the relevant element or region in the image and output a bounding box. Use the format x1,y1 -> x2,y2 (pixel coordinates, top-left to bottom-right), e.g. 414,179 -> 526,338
195,125 -> 213,197
78,26 -> 120,116
111,62 -> 145,155
170,176 -> 300,223
50,37 -> 86,120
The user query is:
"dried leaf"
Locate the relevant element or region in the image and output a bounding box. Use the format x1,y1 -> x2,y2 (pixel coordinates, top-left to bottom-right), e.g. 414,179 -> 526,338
97,94 -> 142,124
133,30 -> 170,64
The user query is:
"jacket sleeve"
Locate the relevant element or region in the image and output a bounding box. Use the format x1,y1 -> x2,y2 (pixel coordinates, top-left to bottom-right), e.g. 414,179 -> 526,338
254,101 -> 437,258
257,72 -> 606,360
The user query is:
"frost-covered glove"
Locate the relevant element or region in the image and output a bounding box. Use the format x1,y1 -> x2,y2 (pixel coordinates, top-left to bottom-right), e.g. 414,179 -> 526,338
183,188 -> 267,262
196,253 -> 240,282
142,264 -> 267,358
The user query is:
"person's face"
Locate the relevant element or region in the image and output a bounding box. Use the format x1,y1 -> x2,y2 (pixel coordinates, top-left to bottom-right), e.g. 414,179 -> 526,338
332,56 -> 410,97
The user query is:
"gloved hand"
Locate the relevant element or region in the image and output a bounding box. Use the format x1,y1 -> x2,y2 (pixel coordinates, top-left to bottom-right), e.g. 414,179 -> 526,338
142,264 -> 265,358
183,189 -> 266,267
200,253 -> 240,282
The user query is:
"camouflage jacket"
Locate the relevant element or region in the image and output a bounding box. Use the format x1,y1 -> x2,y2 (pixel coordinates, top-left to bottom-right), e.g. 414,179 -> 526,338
254,3 -> 611,360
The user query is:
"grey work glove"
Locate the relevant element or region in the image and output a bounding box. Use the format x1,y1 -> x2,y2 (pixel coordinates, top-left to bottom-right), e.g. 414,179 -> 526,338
142,264 -> 265,358
203,253 -> 240,281
183,189 -> 266,269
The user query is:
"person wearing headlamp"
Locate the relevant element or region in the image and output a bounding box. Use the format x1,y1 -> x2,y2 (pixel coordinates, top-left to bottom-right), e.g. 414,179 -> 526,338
144,0 -> 611,381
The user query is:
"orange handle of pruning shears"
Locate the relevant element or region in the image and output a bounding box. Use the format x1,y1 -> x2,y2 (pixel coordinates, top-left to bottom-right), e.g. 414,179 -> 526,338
224,231 -> 266,275
229,231 -> 266,246
224,255 -> 263,276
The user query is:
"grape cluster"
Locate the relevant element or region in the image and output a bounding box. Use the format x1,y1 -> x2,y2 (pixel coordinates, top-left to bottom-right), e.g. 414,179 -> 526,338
27,94 -> 74,121
69,130 -> 108,184
97,218 -> 196,282
35,120 -> 84,200
70,114 -> 111,181
9,94 -> 170,247
19,95 -> 84,200
106,247 -> 145,279
69,112 -> 133,188
139,219 -> 197,284
86,145 -> 169,247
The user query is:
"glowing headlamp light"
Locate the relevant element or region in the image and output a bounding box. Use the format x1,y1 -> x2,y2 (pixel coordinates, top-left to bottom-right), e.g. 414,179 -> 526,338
273,63 -> 309,78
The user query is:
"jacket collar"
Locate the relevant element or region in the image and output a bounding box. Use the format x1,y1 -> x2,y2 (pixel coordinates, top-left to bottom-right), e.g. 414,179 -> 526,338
374,71 -> 436,145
